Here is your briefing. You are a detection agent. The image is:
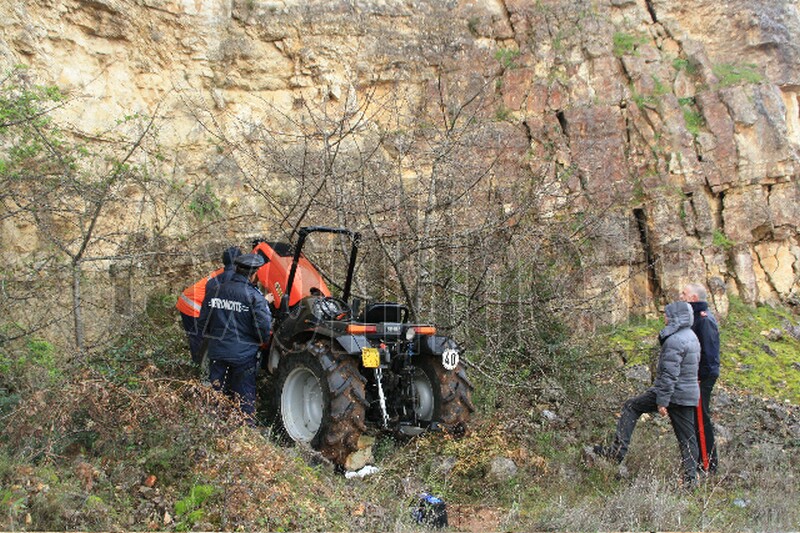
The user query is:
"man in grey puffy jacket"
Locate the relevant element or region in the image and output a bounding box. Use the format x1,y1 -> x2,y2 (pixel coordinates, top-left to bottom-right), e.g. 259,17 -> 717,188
595,301 -> 701,487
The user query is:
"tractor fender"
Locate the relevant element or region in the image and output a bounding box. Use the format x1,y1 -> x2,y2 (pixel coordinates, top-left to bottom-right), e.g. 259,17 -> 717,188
266,334 -> 369,373
419,335 -> 459,357
334,334 -> 370,355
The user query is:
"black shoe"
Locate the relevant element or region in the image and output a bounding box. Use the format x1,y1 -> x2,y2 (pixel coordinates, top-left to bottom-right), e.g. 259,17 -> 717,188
683,477 -> 699,492
593,445 -> 623,464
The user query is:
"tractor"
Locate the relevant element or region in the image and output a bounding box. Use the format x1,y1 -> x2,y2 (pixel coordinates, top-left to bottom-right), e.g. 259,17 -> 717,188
251,226 -> 474,465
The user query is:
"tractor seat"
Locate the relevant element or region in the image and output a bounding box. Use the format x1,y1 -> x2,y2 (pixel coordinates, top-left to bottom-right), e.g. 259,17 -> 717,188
361,302 -> 409,324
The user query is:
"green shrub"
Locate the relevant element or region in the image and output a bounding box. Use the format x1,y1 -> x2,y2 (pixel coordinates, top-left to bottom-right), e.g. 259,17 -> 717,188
495,48 -> 520,69
682,106 -> 704,137
712,229 -> 735,249
189,182 -> 221,220
175,484 -> 216,531
0,334 -> 63,401
672,57 -> 697,75
613,32 -> 647,57
712,63 -> 763,87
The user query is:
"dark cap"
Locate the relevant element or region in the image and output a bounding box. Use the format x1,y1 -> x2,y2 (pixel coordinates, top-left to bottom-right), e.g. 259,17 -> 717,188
234,253 -> 265,272
222,246 -> 242,266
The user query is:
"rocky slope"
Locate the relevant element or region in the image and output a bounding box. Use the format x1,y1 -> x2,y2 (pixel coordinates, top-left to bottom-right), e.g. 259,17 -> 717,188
1,0 -> 798,320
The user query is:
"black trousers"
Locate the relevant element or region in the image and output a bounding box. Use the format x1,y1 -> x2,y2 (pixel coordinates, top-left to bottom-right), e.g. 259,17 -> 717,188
611,389 -> 699,484
209,357 -> 258,424
695,376 -> 718,473
180,312 -> 204,364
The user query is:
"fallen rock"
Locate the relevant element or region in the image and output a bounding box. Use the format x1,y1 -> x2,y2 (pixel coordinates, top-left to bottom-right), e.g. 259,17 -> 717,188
432,456 -> 457,476
763,328 -> 783,341
783,320 -> 800,340
541,409 -> 559,422
488,456 -> 517,482
345,446 -> 374,472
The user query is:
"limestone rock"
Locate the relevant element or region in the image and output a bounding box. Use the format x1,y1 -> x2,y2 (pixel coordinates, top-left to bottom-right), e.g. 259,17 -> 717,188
488,456 -> 518,482
0,0 -> 798,320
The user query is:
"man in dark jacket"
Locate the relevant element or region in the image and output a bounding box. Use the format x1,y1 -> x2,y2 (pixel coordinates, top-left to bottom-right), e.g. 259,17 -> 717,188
198,253 -> 272,424
595,301 -> 701,488
680,282 -> 720,474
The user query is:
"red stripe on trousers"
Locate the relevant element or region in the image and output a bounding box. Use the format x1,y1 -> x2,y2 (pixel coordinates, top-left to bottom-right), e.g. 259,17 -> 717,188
696,384 -> 709,471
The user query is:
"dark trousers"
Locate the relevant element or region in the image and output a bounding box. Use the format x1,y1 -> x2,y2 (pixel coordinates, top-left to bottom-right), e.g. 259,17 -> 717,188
180,312 -> 204,364
611,389 -> 699,484
209,357 -> 258,423
695,376 -> 718,473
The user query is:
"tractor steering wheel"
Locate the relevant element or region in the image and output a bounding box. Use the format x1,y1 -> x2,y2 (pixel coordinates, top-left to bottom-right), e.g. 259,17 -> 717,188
313,296 -> 352,321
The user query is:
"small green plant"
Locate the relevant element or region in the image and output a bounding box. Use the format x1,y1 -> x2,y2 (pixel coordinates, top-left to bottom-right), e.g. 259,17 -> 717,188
712,229 -> 735,249
630,85 -> 658,109
552,30 -> 565,51
189,182 -> 221,220
495,48 -> 520,69
672,57 -> 697,75
495,104 -> 512,121
174,484 -> 216,531
652,76 -> 670,97
712,63 -> 763,87
682,106 -> 704,137
613,32 -> 646,57
0,487 -> 28,527
26,339 -> 59,379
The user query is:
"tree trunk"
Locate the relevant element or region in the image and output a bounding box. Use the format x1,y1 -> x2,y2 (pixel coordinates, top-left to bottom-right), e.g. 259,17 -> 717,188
72,259 -> 85,356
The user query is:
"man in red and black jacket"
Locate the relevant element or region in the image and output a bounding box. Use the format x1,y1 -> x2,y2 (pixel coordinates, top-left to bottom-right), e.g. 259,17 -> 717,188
681,282 -> 721,474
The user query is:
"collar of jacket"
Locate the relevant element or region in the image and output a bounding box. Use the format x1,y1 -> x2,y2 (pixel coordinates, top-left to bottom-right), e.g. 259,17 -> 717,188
230,272 -> 253,285
688,300 -> 708,314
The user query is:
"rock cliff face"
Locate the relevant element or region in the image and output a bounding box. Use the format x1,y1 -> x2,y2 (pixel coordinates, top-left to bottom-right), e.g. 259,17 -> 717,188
1,0 -> 798,320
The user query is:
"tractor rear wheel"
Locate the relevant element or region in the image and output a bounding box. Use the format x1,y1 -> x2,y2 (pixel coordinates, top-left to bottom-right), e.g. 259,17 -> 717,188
413,355 -> 475,436
275,342 -> 367,464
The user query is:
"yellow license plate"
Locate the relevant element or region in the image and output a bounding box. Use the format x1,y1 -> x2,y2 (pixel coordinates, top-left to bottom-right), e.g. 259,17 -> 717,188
361,347 -> 380,368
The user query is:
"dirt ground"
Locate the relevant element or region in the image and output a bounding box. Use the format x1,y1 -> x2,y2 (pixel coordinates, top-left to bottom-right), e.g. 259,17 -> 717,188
447,504 -> 506,532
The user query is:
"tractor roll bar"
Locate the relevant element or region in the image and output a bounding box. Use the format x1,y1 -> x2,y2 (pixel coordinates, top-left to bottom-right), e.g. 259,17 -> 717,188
284,226 -> 361,311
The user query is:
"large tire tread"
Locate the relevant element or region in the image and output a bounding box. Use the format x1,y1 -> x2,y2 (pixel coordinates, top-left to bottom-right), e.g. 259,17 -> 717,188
275,342 -> 367,465
428,358 -> 475,436
309,341 -> 367,464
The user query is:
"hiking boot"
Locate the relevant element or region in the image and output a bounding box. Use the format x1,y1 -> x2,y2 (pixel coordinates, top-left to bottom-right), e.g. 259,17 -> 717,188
682,476 -> 699,492
592,445 -> 623,464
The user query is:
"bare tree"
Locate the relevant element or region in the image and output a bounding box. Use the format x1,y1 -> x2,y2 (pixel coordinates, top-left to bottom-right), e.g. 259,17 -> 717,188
0,67 -> 186,357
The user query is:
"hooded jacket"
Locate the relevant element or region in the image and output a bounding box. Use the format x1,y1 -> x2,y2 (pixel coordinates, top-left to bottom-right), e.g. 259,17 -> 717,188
652,301 -> 701,407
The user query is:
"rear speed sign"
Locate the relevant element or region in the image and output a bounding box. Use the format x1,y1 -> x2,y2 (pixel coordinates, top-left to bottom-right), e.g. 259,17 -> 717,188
441,348 -> 459,371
